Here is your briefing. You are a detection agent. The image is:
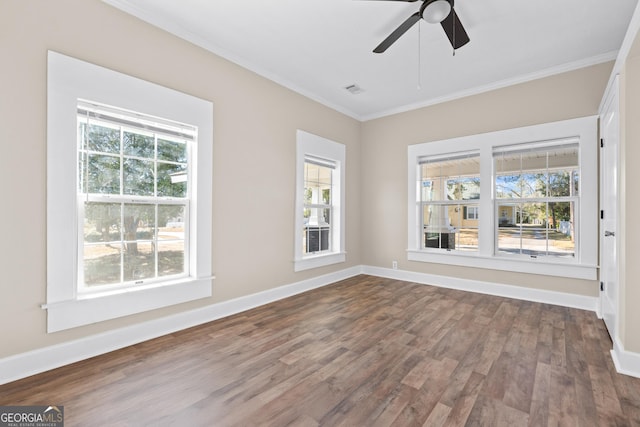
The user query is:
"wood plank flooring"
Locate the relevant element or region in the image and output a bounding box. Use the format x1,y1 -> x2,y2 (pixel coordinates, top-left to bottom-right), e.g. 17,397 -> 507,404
2,275 -> 640,426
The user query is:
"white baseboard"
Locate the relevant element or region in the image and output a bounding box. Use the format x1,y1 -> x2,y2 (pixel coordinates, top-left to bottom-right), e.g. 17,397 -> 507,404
611,339 -> 640,379
361,266 -> 598,312
0,266 -> 363,386
4,264 -> 639,385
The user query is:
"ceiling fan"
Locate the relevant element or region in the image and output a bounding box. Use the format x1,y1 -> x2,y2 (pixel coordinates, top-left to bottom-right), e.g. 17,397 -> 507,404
371,0 -> 470,53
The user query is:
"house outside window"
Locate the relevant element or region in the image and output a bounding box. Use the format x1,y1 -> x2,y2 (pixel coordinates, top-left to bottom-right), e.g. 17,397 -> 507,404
465,206 -> 479,220
295,130 -> 346,272
407,116 -> 598,280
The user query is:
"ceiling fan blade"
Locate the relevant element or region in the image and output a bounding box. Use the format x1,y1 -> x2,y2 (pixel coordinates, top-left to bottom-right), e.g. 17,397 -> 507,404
373,12 -> 421,53
440,8 -> 470,49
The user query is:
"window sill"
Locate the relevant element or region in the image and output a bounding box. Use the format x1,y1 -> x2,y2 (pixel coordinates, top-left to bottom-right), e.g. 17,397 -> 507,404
294,252 -> 346,272
407,250 -> 597,280
42,277 -> 213,332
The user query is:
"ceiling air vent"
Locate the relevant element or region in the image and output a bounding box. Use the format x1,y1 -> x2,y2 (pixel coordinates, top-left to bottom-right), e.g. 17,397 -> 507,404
344,84 -> 364,95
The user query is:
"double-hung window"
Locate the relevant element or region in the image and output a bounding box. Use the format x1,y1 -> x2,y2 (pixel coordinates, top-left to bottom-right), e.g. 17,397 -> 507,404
419,153 -> 480,251
46,51 -> 213,332
294,130 -> 346,272
77,102 -> 191,289
494,141 -> 579,258
303,156 -> 335,255
407,116 -> 597,280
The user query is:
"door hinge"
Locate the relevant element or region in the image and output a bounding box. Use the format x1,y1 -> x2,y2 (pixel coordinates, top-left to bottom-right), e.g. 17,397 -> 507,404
601,210 -> 604,220
601,138 -> 604,148
600,281 -> 605,291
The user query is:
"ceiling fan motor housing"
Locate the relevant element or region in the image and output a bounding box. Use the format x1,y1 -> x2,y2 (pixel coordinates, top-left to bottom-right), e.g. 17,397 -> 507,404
421,0 -> 453,24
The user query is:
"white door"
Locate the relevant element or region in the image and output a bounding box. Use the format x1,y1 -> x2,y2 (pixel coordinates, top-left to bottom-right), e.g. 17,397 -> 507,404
600,76 -> 619,339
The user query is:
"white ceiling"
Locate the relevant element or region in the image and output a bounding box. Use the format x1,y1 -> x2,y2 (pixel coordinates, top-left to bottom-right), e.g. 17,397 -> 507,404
104,0 -> 638,121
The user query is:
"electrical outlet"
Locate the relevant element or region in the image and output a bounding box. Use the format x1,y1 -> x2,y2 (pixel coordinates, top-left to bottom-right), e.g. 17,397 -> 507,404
392,261 -> 398,270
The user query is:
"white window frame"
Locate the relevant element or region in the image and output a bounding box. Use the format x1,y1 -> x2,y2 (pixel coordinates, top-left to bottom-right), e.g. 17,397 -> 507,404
76,101 -> 193,292
294,130 -> 346,272
46,51 -> 213,332
407,116 -> 598,280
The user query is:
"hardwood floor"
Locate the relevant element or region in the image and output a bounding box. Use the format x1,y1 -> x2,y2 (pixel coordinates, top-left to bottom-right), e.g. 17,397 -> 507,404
2,275 -> 640,426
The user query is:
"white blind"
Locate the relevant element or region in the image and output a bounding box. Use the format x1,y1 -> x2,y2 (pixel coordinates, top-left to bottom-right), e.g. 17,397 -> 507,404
77,100 -> 197,141
305,155 -> 336,169
492,138 -> 579,156
418,151 -> 479,165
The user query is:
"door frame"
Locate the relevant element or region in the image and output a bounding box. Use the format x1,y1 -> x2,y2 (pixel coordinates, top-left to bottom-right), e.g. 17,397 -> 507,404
598,74 -> 620,341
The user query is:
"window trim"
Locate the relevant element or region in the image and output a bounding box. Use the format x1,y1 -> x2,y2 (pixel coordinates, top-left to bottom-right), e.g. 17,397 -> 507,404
407,116 -> 598,280
46,51 -> 213,332
294,130 -> 346,272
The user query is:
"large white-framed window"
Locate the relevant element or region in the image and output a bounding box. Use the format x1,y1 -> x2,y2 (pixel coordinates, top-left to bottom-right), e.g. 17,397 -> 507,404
294,130 -> 346,272
46,51 -> 213,332
407,116 -> 598,280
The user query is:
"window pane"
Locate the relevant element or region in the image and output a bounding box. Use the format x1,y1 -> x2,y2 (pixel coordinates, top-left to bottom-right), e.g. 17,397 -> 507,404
124,158 -> 154,196
499,221 -> 548,255
157,163 -> 187,198
158,241 -> 185,277
497,202 -> 574,257
549,171 -> 572,197
456,227 -> 478,251
84,202 -> 121,243
83,243 -> 121,286
122,204 -> 156,282
495,145 -> 579,199
422,204 -> 456,250
124,130 -> 154,159
548,201 -> 575,256
303,206 -> 331,253
123,241 -> 155,282
420,155 -> 479,202
158,205 -> 186,274
304,162 -> 332,205
123,204 -> 155,242
305,206 -> 330,227
88,123 -> 120,153
495,174 -> 521,199
78,152 -> 86,193
87,154 -> 120,194
158,205 -> 185,238
158,138 -> 187,163
446,177 -> 480,201
303,224 -> 330,254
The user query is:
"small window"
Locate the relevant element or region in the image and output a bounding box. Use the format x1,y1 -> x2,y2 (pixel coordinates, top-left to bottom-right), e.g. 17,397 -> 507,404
295,130 -> 346,272
464,206 -> 479,220
303,156 -> 335,255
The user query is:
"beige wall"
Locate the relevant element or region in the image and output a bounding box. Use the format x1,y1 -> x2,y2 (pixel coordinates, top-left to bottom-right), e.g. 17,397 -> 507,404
0,0 -> 634,365
360,62 -> 613,296
621,32 -> 640,353
0,0 -> 361,358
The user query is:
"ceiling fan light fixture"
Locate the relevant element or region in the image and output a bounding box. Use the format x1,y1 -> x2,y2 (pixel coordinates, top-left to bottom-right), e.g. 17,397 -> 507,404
422,0 -> 452,24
